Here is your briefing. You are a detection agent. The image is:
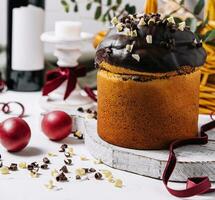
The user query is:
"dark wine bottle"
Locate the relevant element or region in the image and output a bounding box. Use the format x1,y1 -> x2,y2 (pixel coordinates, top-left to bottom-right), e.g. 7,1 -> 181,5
7,0 -> 45,91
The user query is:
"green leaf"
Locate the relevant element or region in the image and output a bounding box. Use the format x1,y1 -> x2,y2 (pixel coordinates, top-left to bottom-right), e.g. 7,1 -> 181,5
204,30 -> 215,44
128,5 -> 136,14
74,4 -> 78,12
116,0 -> 122,5
61,0 -> 70,12
94,0 -> 101,3
125,4 -> 136,14
107,0 -> 112,6
196,15 -> 209,32
112,5 -> 118,11
95,6 -> 102,19
193,0 -> 205,15
86,2 -> 92,10
185,17 -> 197,32
173,17 -> 183,23
125,4 -> 130,12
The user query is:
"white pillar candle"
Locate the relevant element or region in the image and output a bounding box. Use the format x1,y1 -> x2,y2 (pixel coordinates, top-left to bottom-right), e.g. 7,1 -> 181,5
12,5 -> 44,71
55,21 -> 82,40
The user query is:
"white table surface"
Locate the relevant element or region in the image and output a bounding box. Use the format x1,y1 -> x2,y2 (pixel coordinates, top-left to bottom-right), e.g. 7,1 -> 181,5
0,91 -> 214,200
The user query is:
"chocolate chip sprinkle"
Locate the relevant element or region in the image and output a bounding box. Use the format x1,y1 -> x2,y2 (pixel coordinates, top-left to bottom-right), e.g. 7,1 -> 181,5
64,158 -> 72,165
56,172 -> 68,182
59,147 -> 65,152
27,164 -> 34,171
60,165 -> 69,173
76,175 -> 81,180
94,172 -> 103,180
77,107 -> 84,113
64,152 -> 71,157
89,168 -> 96,173
9,163 -> 18,171
41,164 -> 48,169
61,144 -> 68,150
43,157 -> 50,164
31,162 -> 39,168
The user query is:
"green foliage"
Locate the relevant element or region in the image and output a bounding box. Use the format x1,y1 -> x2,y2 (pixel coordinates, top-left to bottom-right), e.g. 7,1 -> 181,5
185,17 -> 197,32
59,0 -> 215,45
204,30 -> 215,45
60,0 -> 136,22
193,0 -> 205,15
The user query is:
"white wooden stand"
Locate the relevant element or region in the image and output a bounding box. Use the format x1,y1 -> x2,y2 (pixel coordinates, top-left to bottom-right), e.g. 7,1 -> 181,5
84,119 -> 215,182
40,31 -> 94,112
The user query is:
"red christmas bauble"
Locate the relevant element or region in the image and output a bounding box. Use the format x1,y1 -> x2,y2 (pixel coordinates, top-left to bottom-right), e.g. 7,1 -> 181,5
41,111 -> 72,141
0,117 -> 31,152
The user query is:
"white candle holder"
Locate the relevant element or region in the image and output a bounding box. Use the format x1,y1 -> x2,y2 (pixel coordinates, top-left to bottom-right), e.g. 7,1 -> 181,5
40,30 -> 95,113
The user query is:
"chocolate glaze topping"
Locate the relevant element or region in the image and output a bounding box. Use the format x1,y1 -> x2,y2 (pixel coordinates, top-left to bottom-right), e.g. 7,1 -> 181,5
96,13 -> 206,73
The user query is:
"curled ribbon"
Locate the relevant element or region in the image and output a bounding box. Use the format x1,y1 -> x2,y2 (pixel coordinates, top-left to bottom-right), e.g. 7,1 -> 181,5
0,101 -> 25,118
42,67 -> 86,100
163,120 -> 215,197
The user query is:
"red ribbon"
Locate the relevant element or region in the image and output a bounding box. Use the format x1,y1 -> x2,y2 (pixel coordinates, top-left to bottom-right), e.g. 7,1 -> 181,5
42,67 -> 86,100
163,120 -> 215,197
84,86 -> 97,102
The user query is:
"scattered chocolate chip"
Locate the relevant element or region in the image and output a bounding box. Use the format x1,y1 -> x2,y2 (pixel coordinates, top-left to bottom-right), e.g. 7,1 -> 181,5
83,168 -> 89,173
43,157 -> 50,164
61,144 -> 68,149
59,147 -> 65,152
77,107 -> 84,113
0,161 -> 2,168
76,175 -> 81,180
64,159 -> 72,165
9,163 -> 18,171
27,164 -> 34,171
64,152 -> 71,157
86,109 -> 92,114
60,165 -> 69,173
89,168 -> 96,173
31,162 -> 39,168
41,164 -> 48,169
74,131 -> 84,139
31,167 -> 39,173
95,172 -> 102,180
56,172 -> 68,182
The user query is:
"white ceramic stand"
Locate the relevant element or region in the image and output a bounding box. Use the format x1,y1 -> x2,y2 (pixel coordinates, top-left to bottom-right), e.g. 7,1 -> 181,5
40,31 -> 95,113
84,119 -> 215,182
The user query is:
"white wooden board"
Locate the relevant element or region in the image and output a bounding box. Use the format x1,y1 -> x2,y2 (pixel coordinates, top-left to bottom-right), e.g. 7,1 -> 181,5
84,119 -> 215,182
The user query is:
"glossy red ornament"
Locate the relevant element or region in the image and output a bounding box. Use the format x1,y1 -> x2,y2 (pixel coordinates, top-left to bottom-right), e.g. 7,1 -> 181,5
41,111 -> 72,141
0,117 -> 31,152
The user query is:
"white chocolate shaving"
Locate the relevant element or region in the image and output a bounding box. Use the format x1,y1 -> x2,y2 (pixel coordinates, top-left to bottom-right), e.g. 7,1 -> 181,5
146,35 -> 152,44
116,23 -> 123,32
0,166 -> 9,175
114,179 -> 123,188
178,22 -> 186,31
132,54 -> 140,62
138,18 -> 146,26
111,17 -> 118,26
167,16 -> 175,24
